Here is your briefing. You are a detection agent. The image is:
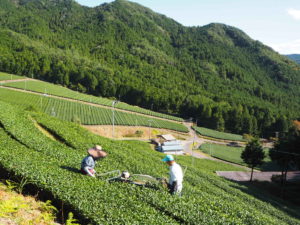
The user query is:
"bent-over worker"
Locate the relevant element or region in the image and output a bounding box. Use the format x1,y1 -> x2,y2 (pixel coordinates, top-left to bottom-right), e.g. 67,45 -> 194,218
81,145 -> 107,177
162,155 -> 183,195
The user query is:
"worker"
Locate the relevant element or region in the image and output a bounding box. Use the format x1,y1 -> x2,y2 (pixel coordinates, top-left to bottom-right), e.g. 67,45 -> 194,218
162,155 -> 183,195
81,145 -> 107,177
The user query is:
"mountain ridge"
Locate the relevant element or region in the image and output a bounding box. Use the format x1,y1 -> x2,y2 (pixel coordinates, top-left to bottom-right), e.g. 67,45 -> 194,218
286,54 -> 300,64
0,0 -> 299,136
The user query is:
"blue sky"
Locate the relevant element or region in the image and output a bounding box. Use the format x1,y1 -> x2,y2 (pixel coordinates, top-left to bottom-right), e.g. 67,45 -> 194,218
75,0 -> 300,54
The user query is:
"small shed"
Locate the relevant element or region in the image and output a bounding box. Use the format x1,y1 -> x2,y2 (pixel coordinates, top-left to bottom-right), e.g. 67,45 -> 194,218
156,142 -> 184,155
162,140 -> 182,146
161,145 -> 184,152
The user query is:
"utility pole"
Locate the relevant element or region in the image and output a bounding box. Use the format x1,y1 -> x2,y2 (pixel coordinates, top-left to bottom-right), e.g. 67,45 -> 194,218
148,120 -> 153,140
190,117 -> 195,165
112,100 -> 118,138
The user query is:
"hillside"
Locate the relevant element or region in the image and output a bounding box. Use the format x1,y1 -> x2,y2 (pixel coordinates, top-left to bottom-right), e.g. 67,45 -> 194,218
0,0 -> 300,137
0,101 -> 300,224
0,182 -> 57,224
287,54 -> 300,64
0,75 -> 189,133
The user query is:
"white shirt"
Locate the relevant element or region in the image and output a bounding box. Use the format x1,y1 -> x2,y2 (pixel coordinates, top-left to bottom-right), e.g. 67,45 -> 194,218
169,163 -> 183,185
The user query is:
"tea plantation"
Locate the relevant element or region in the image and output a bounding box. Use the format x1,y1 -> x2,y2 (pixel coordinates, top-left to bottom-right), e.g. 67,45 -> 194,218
3,78 -> 183,122
193,126 -> 245,142
0,101 -> 299,224
0,72 -> 24,81
0,88 -> 188,132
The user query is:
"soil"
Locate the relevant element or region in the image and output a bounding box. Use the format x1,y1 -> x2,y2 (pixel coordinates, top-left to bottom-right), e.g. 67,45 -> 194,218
82,125 -> 190,140
216,171 -> 300,182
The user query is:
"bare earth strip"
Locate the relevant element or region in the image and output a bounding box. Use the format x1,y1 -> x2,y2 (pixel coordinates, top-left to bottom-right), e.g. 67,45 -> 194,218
0,78 -> 33,84
83,125 -> 190,140
217,171 -> 300,182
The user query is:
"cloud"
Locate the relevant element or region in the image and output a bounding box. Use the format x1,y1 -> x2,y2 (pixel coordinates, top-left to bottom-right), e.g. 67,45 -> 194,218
287,8 -> 300,20
270,39 -> 300,54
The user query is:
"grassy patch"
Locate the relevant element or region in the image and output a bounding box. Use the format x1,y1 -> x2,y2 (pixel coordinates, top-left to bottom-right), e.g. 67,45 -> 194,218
0,181 -> 56,224
200,143 -> 280,171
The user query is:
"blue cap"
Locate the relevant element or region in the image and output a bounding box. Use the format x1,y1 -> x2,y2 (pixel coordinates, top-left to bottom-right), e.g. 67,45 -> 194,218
162,155 -> 174,162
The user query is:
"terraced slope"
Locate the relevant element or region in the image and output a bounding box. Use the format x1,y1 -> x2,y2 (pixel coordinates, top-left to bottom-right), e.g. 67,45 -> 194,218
0,88 -> 188,132
3,78 -> 183,122
0,72 -> 24,81
0,101 -> 299,224
193,126 -> 245,141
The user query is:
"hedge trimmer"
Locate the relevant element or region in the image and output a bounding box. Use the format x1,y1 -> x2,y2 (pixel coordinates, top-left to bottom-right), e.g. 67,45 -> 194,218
96,170 -> 168,189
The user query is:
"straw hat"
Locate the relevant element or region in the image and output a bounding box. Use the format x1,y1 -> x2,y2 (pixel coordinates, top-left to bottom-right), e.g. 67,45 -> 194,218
88,145 -> 107,159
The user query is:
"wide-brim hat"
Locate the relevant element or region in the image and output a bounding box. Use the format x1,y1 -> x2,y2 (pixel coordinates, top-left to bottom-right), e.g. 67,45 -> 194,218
88,145 -> 107,159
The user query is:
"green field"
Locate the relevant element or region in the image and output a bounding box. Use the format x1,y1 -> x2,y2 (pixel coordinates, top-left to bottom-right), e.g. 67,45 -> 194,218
0,101 -> 299,224
193,126 -> 245,141
3,79 -> 183,122
200,143 -> 279,171
0,88 -> 188,132
0,72 -> 24,81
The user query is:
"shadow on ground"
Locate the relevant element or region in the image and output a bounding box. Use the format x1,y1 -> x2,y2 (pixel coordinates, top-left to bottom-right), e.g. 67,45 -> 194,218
228,178 -> 300,221
60,166 -> 82,174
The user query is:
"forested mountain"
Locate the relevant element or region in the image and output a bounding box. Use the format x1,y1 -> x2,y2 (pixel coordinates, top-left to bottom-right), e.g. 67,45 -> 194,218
0,0 -> 300,137
286,54 -> 300,64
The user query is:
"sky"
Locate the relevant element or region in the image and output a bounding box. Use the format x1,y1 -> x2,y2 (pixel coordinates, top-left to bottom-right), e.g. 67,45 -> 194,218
75,0 -> 300,54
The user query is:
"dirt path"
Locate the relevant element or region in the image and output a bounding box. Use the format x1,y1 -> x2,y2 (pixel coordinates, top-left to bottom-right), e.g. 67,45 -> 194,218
181,123 -> 254,170
181,122 -> 208,158
0,84 -> 182,124
0,78 -> 33,84
217,171 -> 300,182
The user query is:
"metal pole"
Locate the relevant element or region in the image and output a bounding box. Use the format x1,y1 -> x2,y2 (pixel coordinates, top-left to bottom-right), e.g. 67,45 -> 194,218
192,122 -> 196,156
192,130 -> 196,166
112,102 -> 115,138
112,101 -> 118,138
148,120 -> 152,140
90,98 -> 92,115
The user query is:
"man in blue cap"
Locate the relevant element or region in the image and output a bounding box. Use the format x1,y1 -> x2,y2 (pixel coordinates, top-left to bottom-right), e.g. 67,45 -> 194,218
162,155 -> 183,195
